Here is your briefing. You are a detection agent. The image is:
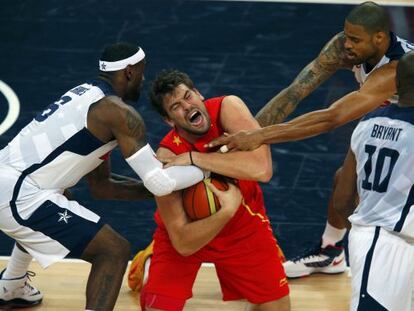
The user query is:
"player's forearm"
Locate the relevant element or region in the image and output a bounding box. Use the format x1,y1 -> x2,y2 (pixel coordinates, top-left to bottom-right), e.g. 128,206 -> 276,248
333,192 -> 357,225
171,209 -> 235,256
192,147 -> 272,182
90,178 -> 153,200
258,111 -> 337,144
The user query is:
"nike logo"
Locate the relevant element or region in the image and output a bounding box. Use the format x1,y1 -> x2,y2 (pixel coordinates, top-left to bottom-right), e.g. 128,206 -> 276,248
333,258 -> 344,266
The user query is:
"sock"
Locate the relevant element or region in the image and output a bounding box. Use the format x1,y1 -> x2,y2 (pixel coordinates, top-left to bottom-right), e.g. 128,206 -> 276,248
321,222 -> 346,248
143,256 -> 151,286
2,244 -> 33,279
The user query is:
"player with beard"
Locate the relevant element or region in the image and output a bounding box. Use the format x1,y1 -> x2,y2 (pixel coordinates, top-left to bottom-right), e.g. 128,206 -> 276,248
138,69 -> 290,311
206,1 -> 414,278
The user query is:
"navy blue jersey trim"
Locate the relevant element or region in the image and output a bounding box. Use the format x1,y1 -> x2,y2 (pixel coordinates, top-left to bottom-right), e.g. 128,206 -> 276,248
88,78 -> 116,96
386,32 -> 406,61
357,227 -> 387,310
394,184 -> 414,232
362,104 -> 414,125
9,127 -> 106,223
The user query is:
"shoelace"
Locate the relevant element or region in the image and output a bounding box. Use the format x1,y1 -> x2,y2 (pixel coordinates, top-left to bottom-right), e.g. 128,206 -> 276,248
21,271 -> 37,294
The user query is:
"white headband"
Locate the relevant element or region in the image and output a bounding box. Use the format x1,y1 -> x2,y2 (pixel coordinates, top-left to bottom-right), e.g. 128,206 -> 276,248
99,48 -> 145,72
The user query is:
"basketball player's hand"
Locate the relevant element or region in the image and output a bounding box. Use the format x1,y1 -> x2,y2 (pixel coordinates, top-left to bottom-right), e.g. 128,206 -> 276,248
207,182 -> 241,218
205,130 -> 263,152
159,152 -> 192,168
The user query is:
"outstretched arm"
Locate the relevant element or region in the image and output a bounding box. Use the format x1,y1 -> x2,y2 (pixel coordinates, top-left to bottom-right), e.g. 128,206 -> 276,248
208,62 -> 397,151
256,33 -> 350,126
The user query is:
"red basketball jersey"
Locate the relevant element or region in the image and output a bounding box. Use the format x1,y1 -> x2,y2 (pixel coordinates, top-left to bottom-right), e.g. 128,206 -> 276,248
156,96 -> 273,246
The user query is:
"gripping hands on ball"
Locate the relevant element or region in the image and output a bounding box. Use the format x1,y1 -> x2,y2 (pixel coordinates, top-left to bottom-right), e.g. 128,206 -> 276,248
207,181 -> 241,218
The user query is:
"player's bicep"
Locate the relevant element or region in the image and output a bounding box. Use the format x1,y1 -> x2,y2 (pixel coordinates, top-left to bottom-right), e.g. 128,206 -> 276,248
287,35 -> 344,98
332,64 -> 397,124
113,105 -> 147,158
359,63 -> 397,101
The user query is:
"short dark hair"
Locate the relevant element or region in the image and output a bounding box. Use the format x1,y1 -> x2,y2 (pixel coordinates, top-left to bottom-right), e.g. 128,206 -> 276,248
100,42 -> 140,62
149,69 -> 195,117
397,51 -> 414,105
346,1 -> 390,34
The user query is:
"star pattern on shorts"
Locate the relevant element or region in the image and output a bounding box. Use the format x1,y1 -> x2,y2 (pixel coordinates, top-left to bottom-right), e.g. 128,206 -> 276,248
58,209 -> 72,224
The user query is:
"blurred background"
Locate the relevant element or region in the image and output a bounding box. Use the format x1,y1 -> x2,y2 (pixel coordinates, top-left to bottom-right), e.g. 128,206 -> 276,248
1,0 -> 413,259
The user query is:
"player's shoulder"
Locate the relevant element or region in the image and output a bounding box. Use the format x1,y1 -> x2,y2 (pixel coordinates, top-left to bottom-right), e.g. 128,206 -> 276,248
93,95 -> 133,115
89,95 -> 138,127
221,95 -> 245,106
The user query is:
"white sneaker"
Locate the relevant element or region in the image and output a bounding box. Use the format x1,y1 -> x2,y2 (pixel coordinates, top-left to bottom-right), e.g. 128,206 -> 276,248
0,270 -> 43,308
283,242 -> 346,278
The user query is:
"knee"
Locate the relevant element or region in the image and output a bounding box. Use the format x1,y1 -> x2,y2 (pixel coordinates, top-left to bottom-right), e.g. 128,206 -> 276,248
82,225 -> 131,264
109,234 -> 131,262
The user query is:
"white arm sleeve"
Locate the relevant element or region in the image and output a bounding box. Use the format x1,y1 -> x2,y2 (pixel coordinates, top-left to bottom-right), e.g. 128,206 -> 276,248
125,144 -> 205,196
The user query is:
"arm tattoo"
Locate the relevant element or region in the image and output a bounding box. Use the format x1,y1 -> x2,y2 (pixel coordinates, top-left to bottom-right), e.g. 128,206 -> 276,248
255,34 -> 345,127
125,108 -> 145,139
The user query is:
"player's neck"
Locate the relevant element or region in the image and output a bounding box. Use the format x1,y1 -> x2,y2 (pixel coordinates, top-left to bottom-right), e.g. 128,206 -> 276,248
366,35 -> 391,67
98,74 -> 126,99
175,127 -> 202,144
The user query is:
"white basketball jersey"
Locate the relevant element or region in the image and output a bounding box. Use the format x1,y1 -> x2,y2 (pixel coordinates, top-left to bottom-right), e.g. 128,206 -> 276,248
0,79 -> 118,190
352,33 -> 414,104
350,104 -> 414,239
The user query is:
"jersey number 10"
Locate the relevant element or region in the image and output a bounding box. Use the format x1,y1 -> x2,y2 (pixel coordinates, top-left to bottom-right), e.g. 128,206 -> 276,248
361,144 -> 400,193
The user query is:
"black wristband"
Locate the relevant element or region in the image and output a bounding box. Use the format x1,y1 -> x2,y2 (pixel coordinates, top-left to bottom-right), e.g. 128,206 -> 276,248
189,151 -> 194,165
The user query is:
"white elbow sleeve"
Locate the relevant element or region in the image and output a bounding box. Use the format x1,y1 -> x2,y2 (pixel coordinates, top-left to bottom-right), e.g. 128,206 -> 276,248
126,144 -> 176,196
164,166 -> 205,190
126,144 -> 207,196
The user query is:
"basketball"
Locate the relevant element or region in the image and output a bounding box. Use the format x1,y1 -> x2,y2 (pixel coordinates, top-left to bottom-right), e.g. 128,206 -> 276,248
182,177 -> 229,221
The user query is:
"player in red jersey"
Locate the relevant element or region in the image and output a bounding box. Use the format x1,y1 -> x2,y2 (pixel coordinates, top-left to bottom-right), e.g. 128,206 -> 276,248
137,69 -> 289,311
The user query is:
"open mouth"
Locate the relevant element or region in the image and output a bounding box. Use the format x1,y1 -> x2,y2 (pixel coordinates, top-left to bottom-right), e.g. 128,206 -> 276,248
346,51 -> 357,59
188,110 -> 203,125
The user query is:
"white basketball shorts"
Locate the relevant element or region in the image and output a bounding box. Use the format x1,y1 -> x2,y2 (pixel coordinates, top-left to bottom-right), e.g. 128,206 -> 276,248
349,224 -> 414,311
0,165 -> 103,268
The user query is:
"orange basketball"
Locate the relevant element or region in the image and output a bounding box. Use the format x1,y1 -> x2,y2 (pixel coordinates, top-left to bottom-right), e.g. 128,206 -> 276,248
182,177 -> 229,221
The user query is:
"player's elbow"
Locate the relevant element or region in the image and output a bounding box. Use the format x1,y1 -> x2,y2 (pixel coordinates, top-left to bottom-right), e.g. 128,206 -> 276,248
255,166 -> 273,183
253,152 -> 273,182
171,240 -> 197,257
